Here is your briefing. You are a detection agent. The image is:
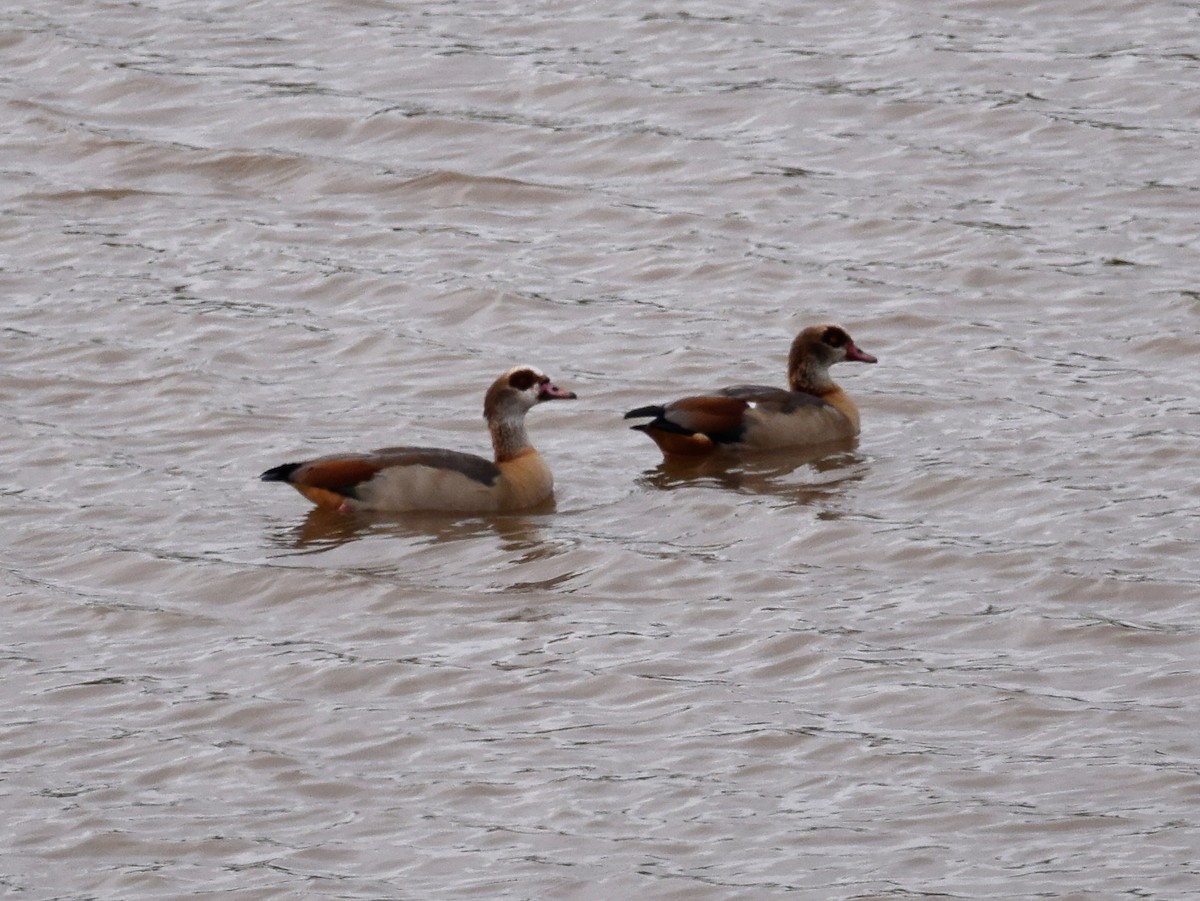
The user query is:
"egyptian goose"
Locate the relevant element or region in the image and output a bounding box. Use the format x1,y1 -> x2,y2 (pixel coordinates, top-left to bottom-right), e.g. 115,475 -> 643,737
624,324 -> 876,456
261,366 -> 576,513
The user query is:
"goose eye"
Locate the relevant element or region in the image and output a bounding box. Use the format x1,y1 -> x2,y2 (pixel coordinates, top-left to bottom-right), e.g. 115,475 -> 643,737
824,328 -> 848,347
508,369 -> 538,391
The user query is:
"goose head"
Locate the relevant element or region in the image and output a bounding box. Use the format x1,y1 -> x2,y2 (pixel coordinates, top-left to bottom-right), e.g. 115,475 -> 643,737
484,365 -> 577,421
788,324 -> 876,392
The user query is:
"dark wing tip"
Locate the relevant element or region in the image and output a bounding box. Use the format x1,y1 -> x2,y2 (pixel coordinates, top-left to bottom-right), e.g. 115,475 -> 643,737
631,417 -> 698,437
260,462 -> 301,483
624,405 -> 665,420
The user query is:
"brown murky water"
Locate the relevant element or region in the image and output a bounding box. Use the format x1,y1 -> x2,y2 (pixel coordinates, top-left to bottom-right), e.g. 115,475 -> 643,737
4,1 -> 1199,897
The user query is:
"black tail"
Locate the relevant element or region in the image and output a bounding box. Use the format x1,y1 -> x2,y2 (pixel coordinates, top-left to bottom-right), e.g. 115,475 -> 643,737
630,417 -> 698,437
624,404 -> 665,420
623,406 -> 700,437
260,462 -> 302,483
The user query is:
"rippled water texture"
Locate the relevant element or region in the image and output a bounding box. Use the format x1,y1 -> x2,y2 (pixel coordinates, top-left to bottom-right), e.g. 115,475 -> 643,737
3,1 -> 1199,897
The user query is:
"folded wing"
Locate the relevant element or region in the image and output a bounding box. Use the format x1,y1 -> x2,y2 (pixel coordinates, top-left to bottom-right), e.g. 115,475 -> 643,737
261,447 -> 502,510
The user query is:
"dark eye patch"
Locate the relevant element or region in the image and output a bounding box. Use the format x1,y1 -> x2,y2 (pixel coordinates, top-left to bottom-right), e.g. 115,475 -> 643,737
508,368 -> 539,391
823,327 -> 849,347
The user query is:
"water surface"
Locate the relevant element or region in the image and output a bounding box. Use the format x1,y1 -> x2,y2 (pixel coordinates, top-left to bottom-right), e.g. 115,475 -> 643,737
3,1 -> 1199,898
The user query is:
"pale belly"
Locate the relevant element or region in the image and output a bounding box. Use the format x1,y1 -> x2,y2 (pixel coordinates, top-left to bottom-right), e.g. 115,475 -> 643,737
355,464 -> 503,512
737,404 -> 858,450
352,452 -> 554,513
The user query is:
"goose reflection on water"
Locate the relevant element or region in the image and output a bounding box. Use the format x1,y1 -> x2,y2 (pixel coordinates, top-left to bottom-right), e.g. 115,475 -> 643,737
268,498 -> 558,552
635,439 -> 868,504
263,499 -> 584,602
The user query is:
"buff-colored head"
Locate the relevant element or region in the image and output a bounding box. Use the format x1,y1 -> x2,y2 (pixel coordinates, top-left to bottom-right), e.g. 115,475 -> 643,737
483,366 -> 577,421
787,325 -> 876,393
